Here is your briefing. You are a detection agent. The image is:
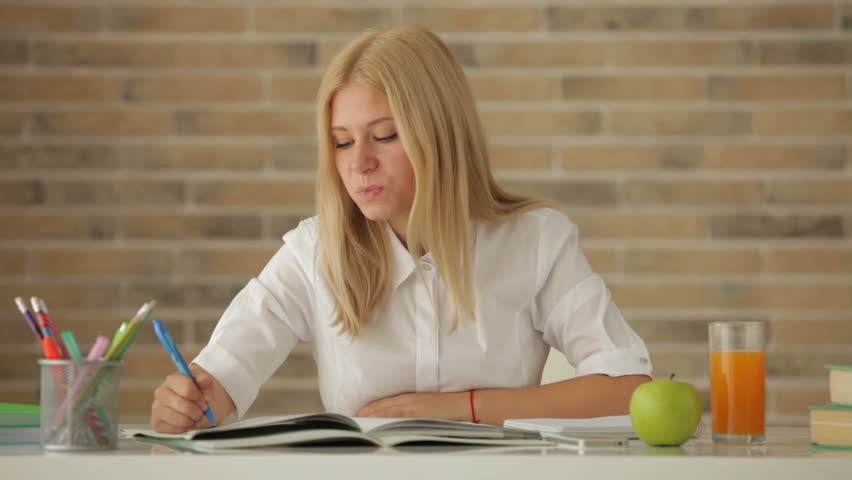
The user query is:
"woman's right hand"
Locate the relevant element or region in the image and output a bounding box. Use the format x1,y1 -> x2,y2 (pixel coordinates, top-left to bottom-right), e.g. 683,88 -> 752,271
151,364 -> 234,433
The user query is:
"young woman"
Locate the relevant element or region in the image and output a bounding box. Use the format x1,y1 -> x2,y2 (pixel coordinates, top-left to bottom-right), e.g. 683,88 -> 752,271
150,26 -> 652,434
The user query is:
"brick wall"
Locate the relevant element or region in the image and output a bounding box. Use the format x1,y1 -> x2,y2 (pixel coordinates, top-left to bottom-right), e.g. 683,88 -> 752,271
1,1 -> 850,426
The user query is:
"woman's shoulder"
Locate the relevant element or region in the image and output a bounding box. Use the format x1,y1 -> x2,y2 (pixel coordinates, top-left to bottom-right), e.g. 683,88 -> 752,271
281,215 -> 319,243
479,207 -> 578,239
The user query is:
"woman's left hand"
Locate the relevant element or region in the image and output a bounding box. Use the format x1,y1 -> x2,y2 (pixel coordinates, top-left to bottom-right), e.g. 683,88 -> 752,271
355,391 -> 471,422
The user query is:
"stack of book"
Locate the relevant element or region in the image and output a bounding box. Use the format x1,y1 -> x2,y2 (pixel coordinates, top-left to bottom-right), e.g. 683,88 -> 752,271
810,365 -> 852,451
0,403 -> 40,445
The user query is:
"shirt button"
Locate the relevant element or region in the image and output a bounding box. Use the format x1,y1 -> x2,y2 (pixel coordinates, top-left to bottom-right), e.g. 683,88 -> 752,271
423,264 -> 432,271
639,357 -> 648,364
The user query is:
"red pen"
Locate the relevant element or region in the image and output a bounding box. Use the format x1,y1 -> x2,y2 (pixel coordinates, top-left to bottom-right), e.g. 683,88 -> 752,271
31,297 -> 68,359
41,330 -> 62,360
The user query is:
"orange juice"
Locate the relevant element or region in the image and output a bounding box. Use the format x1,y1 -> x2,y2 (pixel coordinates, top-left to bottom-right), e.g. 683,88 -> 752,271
710,350 -> 765,436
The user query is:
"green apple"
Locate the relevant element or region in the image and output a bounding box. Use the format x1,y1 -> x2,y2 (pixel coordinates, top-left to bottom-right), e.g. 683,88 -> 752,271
630,376 -> 703,446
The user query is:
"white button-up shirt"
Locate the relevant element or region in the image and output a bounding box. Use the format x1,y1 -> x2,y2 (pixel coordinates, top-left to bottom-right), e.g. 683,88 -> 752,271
194,208 -> 652,418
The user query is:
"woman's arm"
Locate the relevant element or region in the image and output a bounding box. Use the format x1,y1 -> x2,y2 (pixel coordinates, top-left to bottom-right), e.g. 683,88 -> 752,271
356,373 -> 651,425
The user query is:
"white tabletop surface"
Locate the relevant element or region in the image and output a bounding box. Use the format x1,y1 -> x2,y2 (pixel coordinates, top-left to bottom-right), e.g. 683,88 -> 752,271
2,426 -> 851,480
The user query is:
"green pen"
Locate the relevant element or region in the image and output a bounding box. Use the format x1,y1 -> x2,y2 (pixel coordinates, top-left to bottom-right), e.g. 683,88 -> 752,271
60,331 -> 113,437
110,322 -> 128,349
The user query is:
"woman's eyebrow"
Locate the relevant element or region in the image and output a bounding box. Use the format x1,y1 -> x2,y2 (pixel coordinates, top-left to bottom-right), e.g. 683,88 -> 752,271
331,116 -> 393,131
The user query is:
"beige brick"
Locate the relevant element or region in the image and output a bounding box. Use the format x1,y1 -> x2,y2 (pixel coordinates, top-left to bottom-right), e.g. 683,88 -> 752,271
469,75 -> 556,101
625,248 -> 761,274
506,181 -> 616,205
772,179 -> 852,204
610,111 -> 750,135
766,248 -> 852,274
482,111 -> 600,135
0,352 -> 40,380
0,6 -> 99,32
760,40 -> 852,65
563,75 -> 702,101
32,110 -> 173,135
43,180 -> 183,206
122,347 -> 203,380
122,214 -> 262,239
177,111 -> 314,136
268,75 -> 321,102
123,75 -> 262,102
709,214 -> 843,238
631,318 -> 723,344
571,213 -> 705,239
768,352 -> 852,376
248,389 -> 323,417
624,180 -> 765,205
754,109 -> 852,135
0,214 -> 116,239
106,6 -> 246,32
549,7 -> 686,31
584,248 -> 618,274
119,387 -> 156,416
775,388 -> 829,415
0,74 -> 120,101
36,40 -> 316,68
719,283 -> 852,309
0,180 -> 40,205
267,214 -> 313,238
647,351 -> 708,379
255,7 -> 391,32
271,144 -> 317,170
459,41 -> 606,67
0,112 -> 25,135
708,74 -> 845,100
0,250 -> 26,275
561,145 -> 701,170
0,284 -> 121,309
192,180 -> 315,206
2,144 -> 117,170
614,40 -> 751,66
402,7 -> 540,32
122,279 -> 244,310
687,4 -> 833,30
178,247 -> 276,275
489,145 -> 551,170
844,5 -> 852,30
773,319 -> 852,344
0,389 -> 38,406
123,145 -> 267,171
31,248 -> 176,275
703,144 -> 846,170
611,282 -> 709,308
0,39 -> 28,64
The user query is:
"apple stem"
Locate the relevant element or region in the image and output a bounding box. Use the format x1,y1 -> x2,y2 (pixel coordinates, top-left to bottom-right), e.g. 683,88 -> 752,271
670,373 -> 675,380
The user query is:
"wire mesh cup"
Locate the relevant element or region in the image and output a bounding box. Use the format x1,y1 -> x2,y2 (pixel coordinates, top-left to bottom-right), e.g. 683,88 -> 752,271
38,359 -> 123,450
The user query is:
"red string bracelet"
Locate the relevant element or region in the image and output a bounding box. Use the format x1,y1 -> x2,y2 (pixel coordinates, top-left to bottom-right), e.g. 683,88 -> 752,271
468,390 -> 480,424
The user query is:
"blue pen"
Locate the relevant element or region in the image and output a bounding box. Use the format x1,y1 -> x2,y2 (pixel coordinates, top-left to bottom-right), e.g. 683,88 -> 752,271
152,319 -> 217,425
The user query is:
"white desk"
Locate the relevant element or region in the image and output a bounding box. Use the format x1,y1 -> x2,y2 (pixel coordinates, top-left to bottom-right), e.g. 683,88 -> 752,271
3,427 -> 850,480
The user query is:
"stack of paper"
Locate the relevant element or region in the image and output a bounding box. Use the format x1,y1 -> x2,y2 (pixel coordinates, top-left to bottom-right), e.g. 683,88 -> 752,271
0,403 -> 40,445
503,415 -> 636,438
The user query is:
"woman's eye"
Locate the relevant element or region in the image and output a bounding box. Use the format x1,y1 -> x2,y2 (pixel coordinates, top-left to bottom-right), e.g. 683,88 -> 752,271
334,140 -> 354,149
375,133 -> 398,143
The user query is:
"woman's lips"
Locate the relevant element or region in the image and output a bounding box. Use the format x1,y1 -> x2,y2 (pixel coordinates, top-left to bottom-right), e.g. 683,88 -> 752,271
358,185 -> 384,200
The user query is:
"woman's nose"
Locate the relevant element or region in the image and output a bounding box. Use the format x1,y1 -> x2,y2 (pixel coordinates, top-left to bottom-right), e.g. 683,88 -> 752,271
351,143 -> 378,175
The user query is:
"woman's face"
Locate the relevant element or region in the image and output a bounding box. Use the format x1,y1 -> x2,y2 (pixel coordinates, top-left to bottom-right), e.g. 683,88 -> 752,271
331,82 -> 416,238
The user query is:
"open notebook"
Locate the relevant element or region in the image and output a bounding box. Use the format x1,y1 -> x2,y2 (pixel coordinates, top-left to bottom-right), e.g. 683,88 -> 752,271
122,413 -> 551,451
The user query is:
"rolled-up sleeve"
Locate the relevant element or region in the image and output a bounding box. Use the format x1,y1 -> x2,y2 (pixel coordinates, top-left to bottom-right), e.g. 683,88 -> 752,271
192,222 -> 316,419
533,211 -> 652,378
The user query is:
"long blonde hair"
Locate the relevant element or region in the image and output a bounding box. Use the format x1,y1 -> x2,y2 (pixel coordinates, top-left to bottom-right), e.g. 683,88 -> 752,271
316,26 -> 551,337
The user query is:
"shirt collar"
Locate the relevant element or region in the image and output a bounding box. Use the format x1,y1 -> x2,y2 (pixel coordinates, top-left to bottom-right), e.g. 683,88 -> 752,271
384,220 -> 477,292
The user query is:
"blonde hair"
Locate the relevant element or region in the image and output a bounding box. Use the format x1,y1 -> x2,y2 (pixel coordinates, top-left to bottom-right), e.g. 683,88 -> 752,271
316,25 -> 551,337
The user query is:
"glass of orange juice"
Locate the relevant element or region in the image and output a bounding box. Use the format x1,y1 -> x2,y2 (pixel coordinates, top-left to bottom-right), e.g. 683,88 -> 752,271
709,320 -> 766,444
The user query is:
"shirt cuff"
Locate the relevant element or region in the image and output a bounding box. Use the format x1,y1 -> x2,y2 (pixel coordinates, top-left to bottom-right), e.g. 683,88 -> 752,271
193,343 -> 258,420
574,348 -> 653,378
